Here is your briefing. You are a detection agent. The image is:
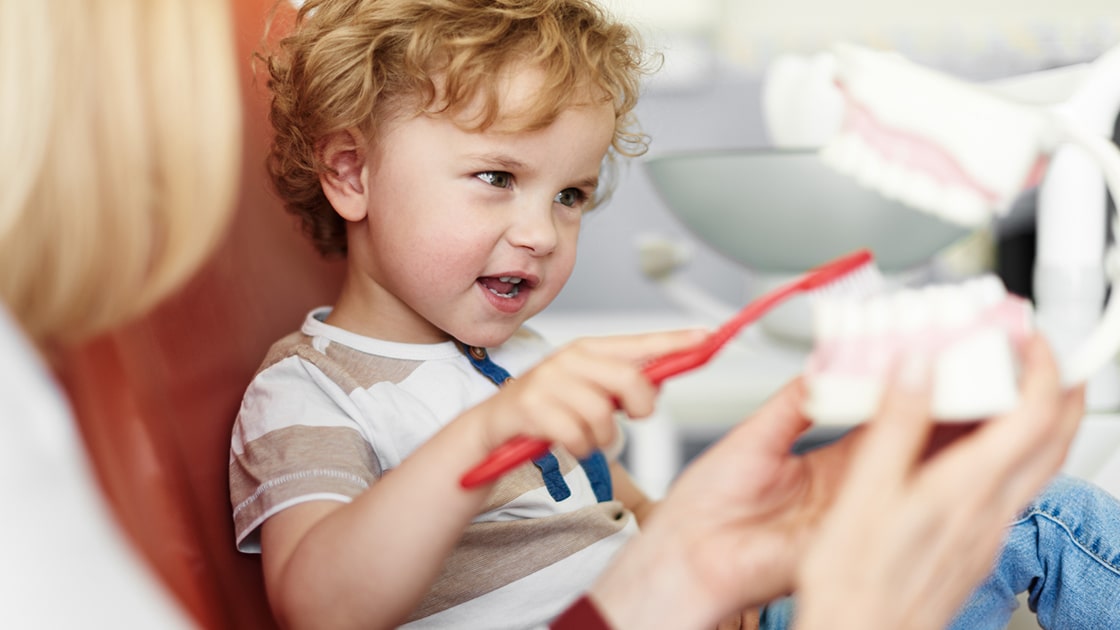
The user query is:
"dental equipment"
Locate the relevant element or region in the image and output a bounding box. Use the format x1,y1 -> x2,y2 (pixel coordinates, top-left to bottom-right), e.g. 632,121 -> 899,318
820,42 -> 1120,400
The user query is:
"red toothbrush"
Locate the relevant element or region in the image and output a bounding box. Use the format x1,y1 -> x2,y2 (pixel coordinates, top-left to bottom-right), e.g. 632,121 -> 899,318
459,248 -> 881,489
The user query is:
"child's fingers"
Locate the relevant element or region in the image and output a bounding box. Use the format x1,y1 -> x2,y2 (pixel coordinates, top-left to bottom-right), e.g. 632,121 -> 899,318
521,394 -> 604,452
563,328 -> 711,365
539,381 -> 621,448
536,347 -> 658,416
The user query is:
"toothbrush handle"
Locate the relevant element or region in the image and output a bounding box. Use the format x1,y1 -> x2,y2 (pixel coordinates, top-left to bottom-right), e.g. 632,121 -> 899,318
459,436 -> 552,488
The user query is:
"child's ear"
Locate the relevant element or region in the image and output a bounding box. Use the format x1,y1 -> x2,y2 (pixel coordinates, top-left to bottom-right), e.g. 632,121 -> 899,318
318,128 -> 369,222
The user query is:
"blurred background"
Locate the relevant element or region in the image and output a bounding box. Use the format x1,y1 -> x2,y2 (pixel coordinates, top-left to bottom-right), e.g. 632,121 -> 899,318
527,10 -> 1120,626
547,0 -> 1120,313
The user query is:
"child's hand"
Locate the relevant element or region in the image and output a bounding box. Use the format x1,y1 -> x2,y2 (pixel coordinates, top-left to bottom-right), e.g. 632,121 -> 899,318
469,329 -> 709,458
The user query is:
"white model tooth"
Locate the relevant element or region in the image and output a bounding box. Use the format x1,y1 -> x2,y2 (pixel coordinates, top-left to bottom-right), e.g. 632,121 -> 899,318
892,288 -> 928,334
938,186 -> 989,228
969,274 -> 1006,307
876,161 -> 909,202
831,135 -> 871,184
865,295 -> 891,335
853,141 -> 888,192
898,170 -> 941,218
826,134 -> 868,181
812,296 -> 842,341
839,297 -> 866,337
930,283 -> 974,328
819,135 -> 854,174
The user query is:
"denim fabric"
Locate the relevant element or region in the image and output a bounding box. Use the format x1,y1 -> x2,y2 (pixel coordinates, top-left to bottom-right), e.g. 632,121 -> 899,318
758,474 -> 1120,629
759,596 -> 796,628
579,451 -> 613,502
949,474 -> 1120,629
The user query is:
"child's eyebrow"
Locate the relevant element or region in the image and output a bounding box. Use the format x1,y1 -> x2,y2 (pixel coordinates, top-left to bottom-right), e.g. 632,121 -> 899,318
573,174 -> 600,190
468,152 -> 528,172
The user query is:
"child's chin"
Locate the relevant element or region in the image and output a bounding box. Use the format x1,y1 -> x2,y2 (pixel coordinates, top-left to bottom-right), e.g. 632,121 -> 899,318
453,322 -> 524,349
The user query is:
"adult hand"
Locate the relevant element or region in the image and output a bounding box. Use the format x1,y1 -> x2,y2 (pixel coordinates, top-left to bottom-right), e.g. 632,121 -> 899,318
794,335 -> 1084,630
586,375 -> 861,629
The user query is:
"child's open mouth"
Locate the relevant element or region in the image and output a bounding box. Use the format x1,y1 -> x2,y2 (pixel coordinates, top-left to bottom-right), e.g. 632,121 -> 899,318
478,276 -> 523,298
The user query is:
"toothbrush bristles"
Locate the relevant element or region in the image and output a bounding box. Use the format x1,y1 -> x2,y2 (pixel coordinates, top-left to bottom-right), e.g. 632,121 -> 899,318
812,262 -> 885,300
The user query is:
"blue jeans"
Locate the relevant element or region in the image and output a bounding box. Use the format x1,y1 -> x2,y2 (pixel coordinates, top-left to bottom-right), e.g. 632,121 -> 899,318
758,474 -> 1120,629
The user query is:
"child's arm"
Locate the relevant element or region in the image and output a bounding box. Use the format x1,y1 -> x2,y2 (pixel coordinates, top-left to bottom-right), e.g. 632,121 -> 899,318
610,461 -> 657,525
259,329 -> 708,630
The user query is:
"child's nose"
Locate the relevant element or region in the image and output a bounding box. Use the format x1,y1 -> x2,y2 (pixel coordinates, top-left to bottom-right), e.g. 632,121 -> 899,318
506,201 -> 559,255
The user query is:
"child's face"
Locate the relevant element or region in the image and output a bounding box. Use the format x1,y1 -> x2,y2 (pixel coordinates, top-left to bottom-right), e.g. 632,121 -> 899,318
345,67 -> 616,347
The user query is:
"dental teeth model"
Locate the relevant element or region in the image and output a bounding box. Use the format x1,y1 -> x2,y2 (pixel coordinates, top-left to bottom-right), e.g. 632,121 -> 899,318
813,41 -> 1120,402
803,275 -> 1035,425
819,43 -> 1057,228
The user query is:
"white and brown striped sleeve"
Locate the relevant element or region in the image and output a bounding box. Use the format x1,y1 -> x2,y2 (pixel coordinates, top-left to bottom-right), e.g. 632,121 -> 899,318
229,334 -> 380,552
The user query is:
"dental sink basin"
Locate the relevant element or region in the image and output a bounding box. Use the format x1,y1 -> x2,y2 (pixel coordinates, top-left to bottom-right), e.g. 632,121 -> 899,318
643,148 -> 974,274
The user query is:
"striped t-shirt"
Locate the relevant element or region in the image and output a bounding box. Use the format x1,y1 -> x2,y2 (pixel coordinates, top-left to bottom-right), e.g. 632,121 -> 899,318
229,308 -> 635,628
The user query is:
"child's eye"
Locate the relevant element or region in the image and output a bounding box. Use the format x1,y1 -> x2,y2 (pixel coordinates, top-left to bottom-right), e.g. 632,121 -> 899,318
554,187 -> 586,208
476,171 -> 513,189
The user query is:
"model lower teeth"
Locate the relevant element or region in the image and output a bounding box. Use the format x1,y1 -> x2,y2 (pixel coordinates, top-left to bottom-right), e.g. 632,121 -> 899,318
803,274 -> 1034,425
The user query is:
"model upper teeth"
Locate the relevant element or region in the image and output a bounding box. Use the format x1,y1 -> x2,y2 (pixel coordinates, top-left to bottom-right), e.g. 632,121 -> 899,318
812,274 -> 1011,341
499,276 -> 523,284
819,42 -> 1053,229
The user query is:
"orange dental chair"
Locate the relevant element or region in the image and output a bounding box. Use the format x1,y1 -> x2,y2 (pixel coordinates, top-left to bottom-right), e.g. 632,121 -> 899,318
53,2 -> 342,627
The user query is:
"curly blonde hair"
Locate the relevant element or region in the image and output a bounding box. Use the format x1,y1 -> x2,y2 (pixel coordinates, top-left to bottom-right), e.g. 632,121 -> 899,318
264,0 -> 653,257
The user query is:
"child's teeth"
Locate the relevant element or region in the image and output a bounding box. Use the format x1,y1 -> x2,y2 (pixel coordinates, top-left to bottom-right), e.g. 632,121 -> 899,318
498,276 -> 522,284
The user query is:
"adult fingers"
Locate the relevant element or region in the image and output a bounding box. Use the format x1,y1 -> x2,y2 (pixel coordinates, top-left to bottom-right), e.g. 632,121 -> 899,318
846,352 -> 935,486
957,336 -> 1081,508
721,377 -> 812,455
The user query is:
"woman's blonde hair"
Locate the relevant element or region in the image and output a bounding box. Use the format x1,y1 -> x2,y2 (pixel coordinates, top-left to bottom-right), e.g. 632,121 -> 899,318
264,0 -> 655,257
0,0 -> 242,345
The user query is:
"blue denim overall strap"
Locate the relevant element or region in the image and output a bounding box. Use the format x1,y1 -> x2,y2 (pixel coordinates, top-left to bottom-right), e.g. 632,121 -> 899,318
459,343 -> 612,502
